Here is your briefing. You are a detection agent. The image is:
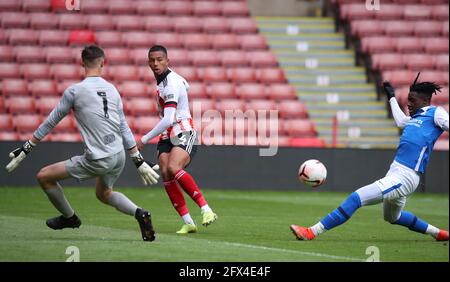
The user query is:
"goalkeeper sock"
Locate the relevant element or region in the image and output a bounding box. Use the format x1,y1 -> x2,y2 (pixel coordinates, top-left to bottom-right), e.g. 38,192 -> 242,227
107,192 -> 138,216
164,180 -> 189,216
392,211 -> 428,234
44,183 -> 74,218
175,170 -> 207,208
320,192 -> 361,230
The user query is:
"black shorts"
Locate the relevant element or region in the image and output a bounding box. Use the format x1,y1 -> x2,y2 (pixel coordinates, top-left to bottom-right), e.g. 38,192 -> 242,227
157,130 -> 198,161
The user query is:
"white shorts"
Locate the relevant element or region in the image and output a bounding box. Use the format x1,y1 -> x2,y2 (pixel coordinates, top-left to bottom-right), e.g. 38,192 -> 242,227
375,161 -> 421,201
66,150 -> 126,188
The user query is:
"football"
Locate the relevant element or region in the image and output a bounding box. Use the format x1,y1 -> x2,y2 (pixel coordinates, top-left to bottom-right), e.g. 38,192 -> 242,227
298,159 -> 327,188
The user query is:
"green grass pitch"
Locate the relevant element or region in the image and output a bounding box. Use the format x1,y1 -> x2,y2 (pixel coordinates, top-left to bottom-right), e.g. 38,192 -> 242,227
0,187 -> 448,262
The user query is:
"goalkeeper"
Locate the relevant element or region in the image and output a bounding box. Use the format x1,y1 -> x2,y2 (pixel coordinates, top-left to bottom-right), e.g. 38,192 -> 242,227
5,45 -> 159,242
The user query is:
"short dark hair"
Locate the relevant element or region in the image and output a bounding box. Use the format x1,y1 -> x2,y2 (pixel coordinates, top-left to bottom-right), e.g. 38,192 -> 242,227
148,45 -> 168,57
81,45 -> 105,68
409,72 -> 442,100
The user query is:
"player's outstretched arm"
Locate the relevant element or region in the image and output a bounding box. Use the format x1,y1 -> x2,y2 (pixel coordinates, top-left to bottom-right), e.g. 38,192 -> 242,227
140,107 -> 176,145
5,136 -> 40,172
383,81 -> 410,128
128,147 -> 160,185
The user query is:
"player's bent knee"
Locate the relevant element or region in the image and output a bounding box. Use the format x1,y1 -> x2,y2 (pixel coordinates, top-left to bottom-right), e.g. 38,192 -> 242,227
167,163 -> 182,178
36,168 -> 51,187
96,188 -> 112,204
383,212 -> 400,224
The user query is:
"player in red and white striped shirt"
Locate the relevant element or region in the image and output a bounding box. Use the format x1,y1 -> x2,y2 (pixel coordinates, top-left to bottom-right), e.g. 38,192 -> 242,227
137,45 -> 218,234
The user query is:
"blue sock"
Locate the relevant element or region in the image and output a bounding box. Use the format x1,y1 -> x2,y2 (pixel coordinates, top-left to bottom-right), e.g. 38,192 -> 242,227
320,192 -> 361,230
392,211 -> 428,233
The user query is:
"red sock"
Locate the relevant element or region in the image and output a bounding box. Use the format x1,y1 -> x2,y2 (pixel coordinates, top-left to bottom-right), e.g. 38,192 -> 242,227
175,170 -> 207,208
163,179 -> 189,216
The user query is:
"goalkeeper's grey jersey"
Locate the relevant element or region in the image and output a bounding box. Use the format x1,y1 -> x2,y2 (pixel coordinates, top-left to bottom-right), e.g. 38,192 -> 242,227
34,76 -> 136,160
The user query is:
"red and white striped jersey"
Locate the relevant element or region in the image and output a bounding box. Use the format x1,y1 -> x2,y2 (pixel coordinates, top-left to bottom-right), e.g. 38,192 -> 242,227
155,68 -> 194,139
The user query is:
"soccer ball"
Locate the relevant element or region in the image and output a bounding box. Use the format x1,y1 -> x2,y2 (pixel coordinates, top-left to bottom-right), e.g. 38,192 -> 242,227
298,159 -> 327,188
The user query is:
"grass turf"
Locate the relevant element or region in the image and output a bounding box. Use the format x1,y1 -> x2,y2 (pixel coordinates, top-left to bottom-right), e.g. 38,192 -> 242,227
0,187 -> 448,262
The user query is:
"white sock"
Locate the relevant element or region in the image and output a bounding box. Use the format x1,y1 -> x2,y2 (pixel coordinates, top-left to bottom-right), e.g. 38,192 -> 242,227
201,204 -> 212,213
182,214 -> 195,225
44,183 -> 74,218
310,222 -> 326,236
107,192 -> 138,216
425,224 -> 440,238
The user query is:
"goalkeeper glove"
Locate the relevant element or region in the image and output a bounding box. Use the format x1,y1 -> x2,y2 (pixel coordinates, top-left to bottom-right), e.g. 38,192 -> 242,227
130,151 -> 160,185
5,140 -> 35,172
383,81 -> 396,100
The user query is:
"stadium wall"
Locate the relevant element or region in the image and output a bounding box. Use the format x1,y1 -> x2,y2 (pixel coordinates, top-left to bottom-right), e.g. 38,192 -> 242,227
0,141 -> 448,193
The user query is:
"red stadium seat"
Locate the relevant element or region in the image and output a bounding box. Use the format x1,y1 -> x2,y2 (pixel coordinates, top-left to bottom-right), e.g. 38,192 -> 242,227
231,18 -> 258,34
0,30 -> 6,44
68,30 -> 96,46
8,29 -> 39,45
15,46 -> 46,63
222,1 -> 249,17
283,119 -> 317,137
392,0 -> 420,3
419,71 -> 448,85
267,84 -> 297,100
257,68 -> 286,84
57,80 -> 79,93
134,116 -> 161,135
0,97 -> 5,113
202,17 -> 230,33
51,0 -> 69,11
122,32 -> 153,48
1,13 -> 30,29
215,99 -> 245,114
36,96 -> 60,115
106,65 -> 139,82
372,53 -> 404,71
46,47 -> 74,64
129,48 -> 150,64
136,1 -> 165,15
212,34 -> 240,50
194,1 -> 222,16
127,98 -> 156,116
228,67 -> 257,83
404,5 -> 432,20
104,48 -> 130,65
59,14 -> 87,30
340,4 -> 375,20
238,83 -> 267,100
174,17 -> 202,33
350,20 -> 384,37
433,87 -> 449,105
246,100 -> 277,111
88,15 -> 114,31
189,98 -> 215,113
0,0 -> 22,11
238,34 -> 267,50
278,101 -> 308,119
21,64 -> 50,80
182,33 -> 211,49
288,137 -> 325,148
0,45 -> 14,62
202,67 -> 228,82
51,64 -> 82,81
382,70 -> 417,87
115,15 -> 144,31
0,131 -> 19,141
395,86 -> 410,107
433,139 -> 449,151
0,114 -> 13,131
220,50 -> 248,67
95,31 -> 122,47
431,5 -> 449,20
395,37 -> 424,53
154,33 -> 183,48
191,50 -> 220,67
118,81 -> 149,98
167,49 -> 191,66
374,4 -> 403,20
164,1 -> 193,16
82,0 -> 108,14
247,51 -> 278,67
174,66 -> 199,82
138,66 -> 156,83
2,80 -> 29,97
385,21 -> 415,36
187,82 -> 208,99
403,54 -> 435,70
443,21 -> 449,37
0,63 -> 21,78
361,36 -> 396,54
414,21 -> 444,37
6,97 -> 35,114
108,0 -> 137,14
144,16 -> 174,32
39,30 -> 69,46
424,38 -> 449,54
208,83 -> 236,100
434,54 -> 449,70
29,80 -> 58,97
